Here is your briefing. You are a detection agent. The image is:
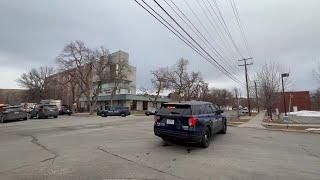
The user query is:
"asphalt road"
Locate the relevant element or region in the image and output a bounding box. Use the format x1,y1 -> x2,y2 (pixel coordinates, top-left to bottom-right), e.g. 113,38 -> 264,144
0,115 -> 319,180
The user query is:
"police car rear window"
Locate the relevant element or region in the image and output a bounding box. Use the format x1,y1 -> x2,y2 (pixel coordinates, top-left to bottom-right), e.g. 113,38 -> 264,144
157,104 -> 192,115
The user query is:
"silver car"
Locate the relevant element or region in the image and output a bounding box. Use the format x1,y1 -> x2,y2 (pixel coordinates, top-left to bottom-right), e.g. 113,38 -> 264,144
0,106 -> 28,123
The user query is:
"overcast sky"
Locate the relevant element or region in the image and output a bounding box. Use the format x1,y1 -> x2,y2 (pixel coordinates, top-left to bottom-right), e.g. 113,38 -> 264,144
0,0 -> 319,93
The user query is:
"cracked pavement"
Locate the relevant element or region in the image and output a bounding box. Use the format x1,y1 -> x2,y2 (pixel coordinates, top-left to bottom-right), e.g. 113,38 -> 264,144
0,115 -> 319,180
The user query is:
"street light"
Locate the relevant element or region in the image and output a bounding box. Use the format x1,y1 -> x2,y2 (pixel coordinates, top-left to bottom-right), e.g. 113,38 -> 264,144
281,73 -> 289,116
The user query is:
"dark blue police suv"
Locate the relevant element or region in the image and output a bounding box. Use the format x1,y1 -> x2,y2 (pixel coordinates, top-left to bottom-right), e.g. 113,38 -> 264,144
154,101 -> 227,148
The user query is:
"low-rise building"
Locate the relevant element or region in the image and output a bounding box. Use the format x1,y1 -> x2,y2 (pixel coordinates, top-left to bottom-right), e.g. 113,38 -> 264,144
273,91 -> 312,113
50,50 -> 169,111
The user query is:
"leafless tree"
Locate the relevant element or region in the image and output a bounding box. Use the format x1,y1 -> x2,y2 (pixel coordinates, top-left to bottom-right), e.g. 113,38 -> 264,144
184,72 -> 203,101
141,67 -> 170,108
56,41 -> 110,114
168,58 -> 189,101
311,89 -> 320,111
16,66 -> 55,102
109,57 -> 131,107
207,88 -> 234,108
255,62 -> 292,118
167,58 -> 210,101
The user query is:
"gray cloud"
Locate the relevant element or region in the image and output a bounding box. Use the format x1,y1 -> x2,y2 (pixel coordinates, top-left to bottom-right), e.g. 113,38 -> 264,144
0,0 -> 319,92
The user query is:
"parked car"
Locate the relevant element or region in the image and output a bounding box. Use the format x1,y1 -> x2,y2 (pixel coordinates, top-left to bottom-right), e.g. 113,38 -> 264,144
29,104 -> 59,119
0,105 -> 28,123
99,106 -> 131,117
40,99 -> 62,112
241,107 -> 249,114
145,107 -> 157,116
59,105 -> 72,115
154,101 -> 227,148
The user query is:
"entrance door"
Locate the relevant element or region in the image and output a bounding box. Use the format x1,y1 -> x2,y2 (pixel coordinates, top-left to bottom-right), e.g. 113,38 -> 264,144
143,101 -> 148,110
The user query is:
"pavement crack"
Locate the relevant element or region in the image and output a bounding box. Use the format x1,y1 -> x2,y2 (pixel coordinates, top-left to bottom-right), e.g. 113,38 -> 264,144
299,144 -> 320,159
97,146 -> 183,179
28,135 -> 59,164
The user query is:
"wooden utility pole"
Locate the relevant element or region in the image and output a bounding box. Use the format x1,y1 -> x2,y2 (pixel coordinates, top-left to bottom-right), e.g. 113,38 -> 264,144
254,81 -> 259,113
239,58 -> 253,116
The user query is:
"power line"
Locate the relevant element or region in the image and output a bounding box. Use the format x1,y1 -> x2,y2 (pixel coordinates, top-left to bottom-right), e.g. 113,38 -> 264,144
211,0 -> 244,58
182,0 -> 238,61
229,0 -> 253,57
135,0 -> 244,85
163,0 -> 239,74
199,0 -> 239,59
151,0 -> 244,84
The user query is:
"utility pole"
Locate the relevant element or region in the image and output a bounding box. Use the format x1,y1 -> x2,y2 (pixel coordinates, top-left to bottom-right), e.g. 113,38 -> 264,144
239,57 -> 253,116
281,73 -> 289,116
254,81 -> 259,113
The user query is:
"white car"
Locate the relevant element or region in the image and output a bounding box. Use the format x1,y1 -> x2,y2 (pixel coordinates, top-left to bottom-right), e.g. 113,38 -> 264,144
241,107 -> 249,114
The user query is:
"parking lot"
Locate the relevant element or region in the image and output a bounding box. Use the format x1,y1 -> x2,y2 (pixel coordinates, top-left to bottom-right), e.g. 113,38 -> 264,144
0,115 -> 319,180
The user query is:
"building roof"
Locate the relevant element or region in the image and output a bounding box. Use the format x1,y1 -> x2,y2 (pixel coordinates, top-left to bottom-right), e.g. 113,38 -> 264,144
80,94 -> 170,102
163,101 -> 212,105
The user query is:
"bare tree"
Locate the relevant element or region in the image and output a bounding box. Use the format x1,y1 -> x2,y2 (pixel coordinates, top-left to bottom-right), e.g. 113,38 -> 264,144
168,58 -> 189,101
109,58 -> 131,107
184,72 -> 203,101
56,41 -> 110,114
208,88 -> 234,108
16,66 -> 55,102
141,67 -> 170,108
255,62 -> 292,118
197,81 -> 210,101
91,50 -> 110,110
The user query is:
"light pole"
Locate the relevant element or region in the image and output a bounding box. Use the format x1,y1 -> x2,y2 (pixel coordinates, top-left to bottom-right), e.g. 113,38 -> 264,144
281,73 -> 289,116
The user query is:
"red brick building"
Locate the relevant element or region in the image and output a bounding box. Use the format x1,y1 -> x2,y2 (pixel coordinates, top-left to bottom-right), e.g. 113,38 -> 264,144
274,91 -> 311,113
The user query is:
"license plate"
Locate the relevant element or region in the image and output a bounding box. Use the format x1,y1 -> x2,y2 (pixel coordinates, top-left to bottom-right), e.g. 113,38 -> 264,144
166,119 -> 175,125
49,110 -> 53,112
14,112 -> 19,114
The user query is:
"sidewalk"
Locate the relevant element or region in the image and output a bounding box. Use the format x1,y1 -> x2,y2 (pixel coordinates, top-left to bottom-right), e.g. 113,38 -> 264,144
238,110 -> 266,129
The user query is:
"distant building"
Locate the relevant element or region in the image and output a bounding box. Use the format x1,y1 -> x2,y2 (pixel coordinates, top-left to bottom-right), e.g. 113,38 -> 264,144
273,91 -> 312,113
0,89 -> 27,105
49,50 -> 169,111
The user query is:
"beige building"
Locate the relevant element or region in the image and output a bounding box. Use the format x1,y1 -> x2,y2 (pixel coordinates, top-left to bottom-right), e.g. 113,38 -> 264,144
49,50 -> 169,111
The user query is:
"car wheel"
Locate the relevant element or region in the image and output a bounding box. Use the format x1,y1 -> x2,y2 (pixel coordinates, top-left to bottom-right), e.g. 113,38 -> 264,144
1,116 -> 4,123
23,116 -> 28,120
219,120 -> 227,134
54,116 -> 58,118
121,113 -> 126,117
201,127 -> 211,148
145,113 -> 150,116
36,113 -> 40,119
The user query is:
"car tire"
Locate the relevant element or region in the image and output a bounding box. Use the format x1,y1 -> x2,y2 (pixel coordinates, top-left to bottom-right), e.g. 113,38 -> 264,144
121,113 -> 126,117
145,113 -> 150,116
1,116 -> 4,123
200,127 -> 211,148
36,113 -> 41,119
54,116 -> 58,118
219,120 -> 227,134
23,116 -> 28,120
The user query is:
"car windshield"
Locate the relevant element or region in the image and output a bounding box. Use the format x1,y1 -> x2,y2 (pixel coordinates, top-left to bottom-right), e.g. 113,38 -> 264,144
157,104 -> 191,115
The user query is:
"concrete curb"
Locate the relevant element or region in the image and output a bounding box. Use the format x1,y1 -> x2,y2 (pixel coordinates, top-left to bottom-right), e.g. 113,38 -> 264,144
235,125 -> 320,134
263,127 -> 320,134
